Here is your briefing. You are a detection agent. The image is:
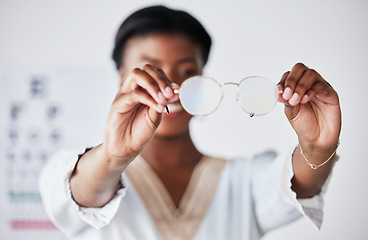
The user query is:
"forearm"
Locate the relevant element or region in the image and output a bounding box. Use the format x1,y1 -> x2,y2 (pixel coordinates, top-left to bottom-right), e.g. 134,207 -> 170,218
291,141 -> 339,198
70,144 -> 132,207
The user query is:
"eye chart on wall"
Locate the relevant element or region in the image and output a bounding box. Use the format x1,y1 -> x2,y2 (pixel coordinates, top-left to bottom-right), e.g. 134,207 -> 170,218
0,68 -> 117,240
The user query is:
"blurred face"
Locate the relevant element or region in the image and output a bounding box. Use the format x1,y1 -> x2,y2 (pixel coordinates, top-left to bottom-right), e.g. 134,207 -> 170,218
119,33 -> 204,138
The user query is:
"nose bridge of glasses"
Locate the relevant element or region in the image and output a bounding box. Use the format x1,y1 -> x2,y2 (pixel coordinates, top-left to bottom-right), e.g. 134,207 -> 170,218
221,82 -> 240,101
221,82 -> 239,87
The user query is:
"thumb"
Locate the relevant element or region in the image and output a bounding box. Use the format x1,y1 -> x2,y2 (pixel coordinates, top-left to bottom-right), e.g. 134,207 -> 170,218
284,104 -> 301,123
146,106 -> 163,130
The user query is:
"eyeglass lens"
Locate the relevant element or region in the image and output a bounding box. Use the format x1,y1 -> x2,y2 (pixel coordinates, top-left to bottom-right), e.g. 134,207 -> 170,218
237,76 -> 278,116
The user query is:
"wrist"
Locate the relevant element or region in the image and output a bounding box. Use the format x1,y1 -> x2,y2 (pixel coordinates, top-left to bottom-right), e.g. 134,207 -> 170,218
297,139 -> 340,169
98,143 -> 135,170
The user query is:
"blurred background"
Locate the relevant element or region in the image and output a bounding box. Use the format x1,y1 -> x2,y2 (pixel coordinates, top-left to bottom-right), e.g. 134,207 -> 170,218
0,0 -> 367,239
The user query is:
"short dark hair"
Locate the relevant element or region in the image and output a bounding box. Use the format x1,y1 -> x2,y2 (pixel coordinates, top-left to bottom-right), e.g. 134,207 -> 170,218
112,5 -> 212,69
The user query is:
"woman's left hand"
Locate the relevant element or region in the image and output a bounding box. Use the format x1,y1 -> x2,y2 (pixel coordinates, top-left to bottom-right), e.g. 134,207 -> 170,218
277,63 -> 341,150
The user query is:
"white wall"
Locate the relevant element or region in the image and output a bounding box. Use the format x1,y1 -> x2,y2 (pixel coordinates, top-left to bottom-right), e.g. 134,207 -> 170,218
1,0 -> 367,239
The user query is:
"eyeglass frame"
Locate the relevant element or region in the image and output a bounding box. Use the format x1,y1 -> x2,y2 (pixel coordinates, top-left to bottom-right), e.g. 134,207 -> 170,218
174,75 -> 280,117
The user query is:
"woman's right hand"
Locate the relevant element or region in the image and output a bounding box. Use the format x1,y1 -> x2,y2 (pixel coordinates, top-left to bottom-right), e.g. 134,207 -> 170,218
101,64 -> 179,163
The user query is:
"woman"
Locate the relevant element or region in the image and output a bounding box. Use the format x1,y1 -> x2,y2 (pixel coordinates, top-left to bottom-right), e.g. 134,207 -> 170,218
40,5 -> 341,240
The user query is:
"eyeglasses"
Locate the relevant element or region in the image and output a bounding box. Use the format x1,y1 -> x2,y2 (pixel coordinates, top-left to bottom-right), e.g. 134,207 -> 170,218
175,76 -> 279,117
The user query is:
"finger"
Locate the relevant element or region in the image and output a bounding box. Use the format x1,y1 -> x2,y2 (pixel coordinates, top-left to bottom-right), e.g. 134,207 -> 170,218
126,68 -> 167,105
288,69 -> 320,106
142,64 -> 175,99
115,91 -> 163,136
277,71 -> 290,103
282,63 -> 309,101
283,100 -> 301,122
277,71 -> 290,88
300,81 -> 330,104
156,67 -> 180,91
113,89 -> 165,114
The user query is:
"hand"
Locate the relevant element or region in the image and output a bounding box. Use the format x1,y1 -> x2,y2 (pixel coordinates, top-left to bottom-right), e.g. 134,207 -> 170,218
102,64 -> 179,162
277,63 -> 341,150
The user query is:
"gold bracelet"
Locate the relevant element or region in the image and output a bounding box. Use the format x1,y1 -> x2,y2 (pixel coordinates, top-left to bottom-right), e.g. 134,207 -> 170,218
298,139 -> 340,170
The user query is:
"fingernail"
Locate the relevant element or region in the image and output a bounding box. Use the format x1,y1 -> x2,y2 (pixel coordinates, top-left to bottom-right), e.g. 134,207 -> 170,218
301,94 -> 308,103
157,104 -> 165,112
158,92 -> 165,103
282,87 -> 292,100
289,93 -> 299,105
171,82 -> 180,88
164,86 -> 174,98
